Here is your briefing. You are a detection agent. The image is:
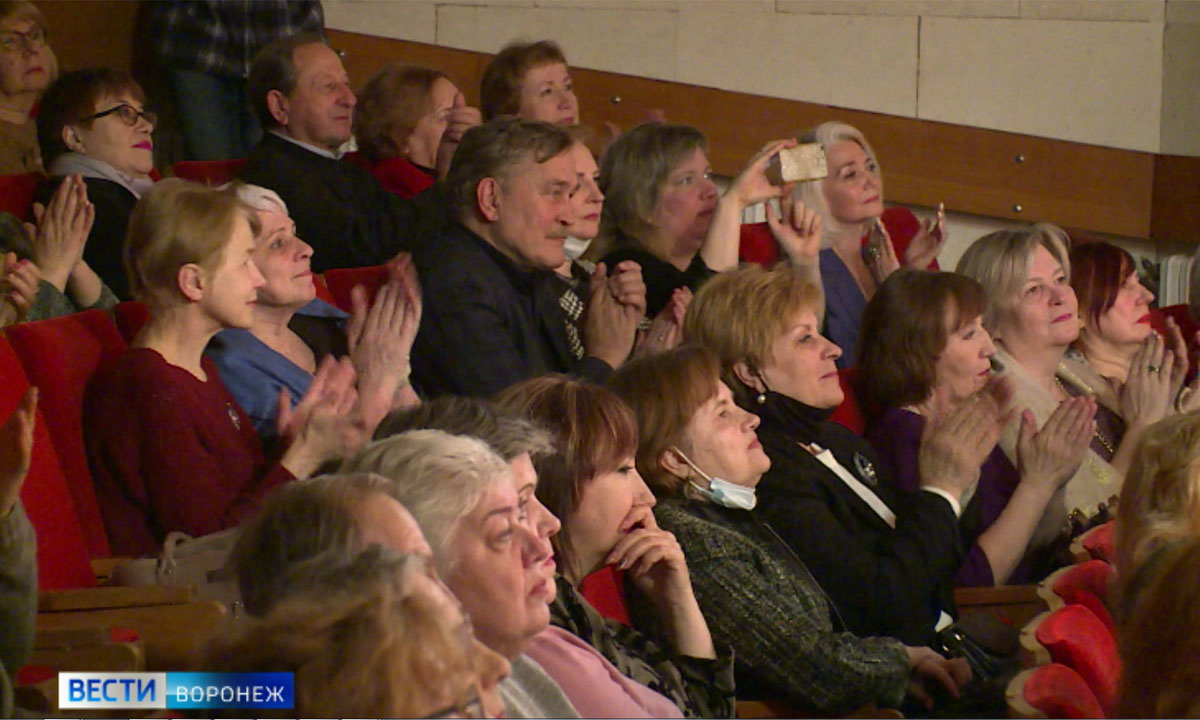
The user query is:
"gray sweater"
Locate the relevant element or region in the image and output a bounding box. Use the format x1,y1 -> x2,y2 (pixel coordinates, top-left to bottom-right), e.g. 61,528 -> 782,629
498,653 -> 581,718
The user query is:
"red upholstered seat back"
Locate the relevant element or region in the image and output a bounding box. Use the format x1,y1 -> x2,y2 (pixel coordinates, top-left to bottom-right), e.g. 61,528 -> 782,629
830,366 -> 877,434
170,159 -> 247,186
5,310 -> 127,558
111,301 -> 149,345
0,171 -> 41,218
311,273 -> 336,306
1035,604 -> 1121,716
579,565 -> 631,626
322,265 -> 391,313
1023,663 -> 1106,719
1082,521 -> 1116,564
0,336 -> 96,589
1052,560 -> 1112,603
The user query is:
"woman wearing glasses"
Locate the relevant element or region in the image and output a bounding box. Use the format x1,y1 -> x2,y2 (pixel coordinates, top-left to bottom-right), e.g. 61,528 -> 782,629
0,1 -> 53,174
35,67 -> 156,298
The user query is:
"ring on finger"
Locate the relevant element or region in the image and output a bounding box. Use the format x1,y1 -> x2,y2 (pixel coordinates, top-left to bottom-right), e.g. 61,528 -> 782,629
1148,364 -> 1161,373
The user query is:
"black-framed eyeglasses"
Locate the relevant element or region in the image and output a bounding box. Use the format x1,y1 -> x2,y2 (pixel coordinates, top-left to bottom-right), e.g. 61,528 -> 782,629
420,688 -> 484,719
76,104 -> 157,128
0,27 -> 44,53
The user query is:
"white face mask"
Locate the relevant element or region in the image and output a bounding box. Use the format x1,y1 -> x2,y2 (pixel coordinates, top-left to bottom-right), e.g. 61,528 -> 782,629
670,447 -> 758,511
563,236 -> 592,262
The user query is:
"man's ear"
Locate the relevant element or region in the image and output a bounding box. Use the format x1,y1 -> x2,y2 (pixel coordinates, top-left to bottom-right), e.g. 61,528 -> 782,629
476,177 -> 502,223
61,124 -> 84,154
177,263 -> 205,303
733,361 -> 764,393
659,447 -> 690,482
266,89 -> 290,127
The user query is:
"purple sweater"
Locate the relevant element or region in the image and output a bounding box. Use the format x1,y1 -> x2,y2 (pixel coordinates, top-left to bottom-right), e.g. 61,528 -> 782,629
866,406 -> 1031,586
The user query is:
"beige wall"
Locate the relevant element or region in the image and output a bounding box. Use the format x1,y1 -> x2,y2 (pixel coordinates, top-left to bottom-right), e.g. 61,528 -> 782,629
324,0 -> 1199,155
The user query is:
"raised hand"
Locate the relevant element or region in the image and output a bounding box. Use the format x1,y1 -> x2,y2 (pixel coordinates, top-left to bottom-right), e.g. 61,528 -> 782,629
864,217 -> 901,284
904,202 -> 946,269
635,286 -> 691,356
767,193 -> 822,266
29,174 -> 94,291
583,261 -> 642,368
918,377 -> 1014,501
2,253 -> 40,325
1015,396 -> 1095,493
1120,332 -> 1174,428
276,356 -> 370,477
726,139 -> 796,210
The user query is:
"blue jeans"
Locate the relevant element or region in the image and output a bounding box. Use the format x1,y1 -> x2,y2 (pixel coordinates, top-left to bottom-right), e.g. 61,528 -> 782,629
168,68 -> 262,160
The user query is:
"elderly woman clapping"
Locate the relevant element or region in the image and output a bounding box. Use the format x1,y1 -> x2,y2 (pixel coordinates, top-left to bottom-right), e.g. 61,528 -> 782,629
207,184 -> 420,447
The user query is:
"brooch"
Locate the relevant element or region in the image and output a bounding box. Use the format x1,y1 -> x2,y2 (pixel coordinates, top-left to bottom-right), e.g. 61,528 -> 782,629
853,452 -> 878,487
227,403 -> 241,430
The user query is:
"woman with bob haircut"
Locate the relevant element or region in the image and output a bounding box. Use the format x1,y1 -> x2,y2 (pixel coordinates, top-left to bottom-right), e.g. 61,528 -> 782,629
496,375 -> 735,718
859,269 -> 1095,586
591,121 -> 819,318
481,39 -> 578,125
0,0 -> 55,174
956,225 -> 1172,548
609,345 -> 971,714
36,67 -> 157,299
203,547 -> 510,719
683,264 -> 1004,646
84,179 -> 363,556
1070,241 -> 1199,413
353,62 -> 480,198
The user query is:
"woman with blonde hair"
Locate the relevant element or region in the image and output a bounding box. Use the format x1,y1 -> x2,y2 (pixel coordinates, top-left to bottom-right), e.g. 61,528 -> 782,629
0,0 -> 54,173
84,179 -> 364,556
204,547 -> 510,718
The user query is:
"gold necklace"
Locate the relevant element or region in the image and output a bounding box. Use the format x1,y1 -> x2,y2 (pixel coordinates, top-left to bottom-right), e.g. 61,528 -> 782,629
1054,376 -> 1114,456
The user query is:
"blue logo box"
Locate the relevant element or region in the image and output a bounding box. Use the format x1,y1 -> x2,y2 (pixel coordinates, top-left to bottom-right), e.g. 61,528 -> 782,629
60,672 -> 294,710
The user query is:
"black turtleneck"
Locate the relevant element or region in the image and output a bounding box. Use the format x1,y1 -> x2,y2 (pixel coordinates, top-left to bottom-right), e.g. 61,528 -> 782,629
749,389 -> 964,646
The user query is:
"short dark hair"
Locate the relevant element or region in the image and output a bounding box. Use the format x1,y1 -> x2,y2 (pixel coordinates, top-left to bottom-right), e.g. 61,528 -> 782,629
375,394 -> 552,462
857,268 -> 987,409
247,31 -> 327,129
443,116 -> 573,222
495,376 -> 638,579
1070,241 -> 1137,329
37,67 -> 146,167
480,39 -> 568,121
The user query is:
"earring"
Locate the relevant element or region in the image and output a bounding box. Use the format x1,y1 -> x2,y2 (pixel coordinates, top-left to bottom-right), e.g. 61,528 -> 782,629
756,391 -> 766,405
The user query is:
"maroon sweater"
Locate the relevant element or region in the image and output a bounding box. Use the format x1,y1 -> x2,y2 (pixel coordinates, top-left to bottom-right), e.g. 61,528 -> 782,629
84,348 -> 294,556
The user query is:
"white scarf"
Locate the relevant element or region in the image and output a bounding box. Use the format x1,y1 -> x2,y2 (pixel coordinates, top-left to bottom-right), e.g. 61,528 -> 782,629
48,151 -> 155,198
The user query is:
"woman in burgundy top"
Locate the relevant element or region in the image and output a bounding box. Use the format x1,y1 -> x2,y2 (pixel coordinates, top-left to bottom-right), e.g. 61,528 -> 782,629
858,269 -> 1094,585
85,179 -> 363,556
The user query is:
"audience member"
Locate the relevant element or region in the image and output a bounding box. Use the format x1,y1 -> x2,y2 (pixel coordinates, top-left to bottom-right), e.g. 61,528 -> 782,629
84,179 -> 365,556
0,0 -> 52,174
591,122 -> 804,318
341,430 -> 581,718
1071,240 -> 1200,414
35,67 -> 155,299
353,62 -> 481,196
957,225 -> 1156,546
786,122 -> 944,366
411,117 -> 644,398
684,264 -> 1001,645
0,217 -> 36,327
240,33 -> 447,271
497,376 -> 737,718
860,269 -> 1095,586
1115,536 -> 1200,718
0,388 -> 36,719
481,39 -> 578,125
610,346 -> 971,714
206,547 -> 509,719
207,183 -> 419,447
152,1 -> 323,161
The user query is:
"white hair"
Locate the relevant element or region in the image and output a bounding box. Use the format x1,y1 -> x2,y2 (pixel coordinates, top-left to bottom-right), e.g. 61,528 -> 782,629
792,121 -> 881,249
232,183 -> 289,216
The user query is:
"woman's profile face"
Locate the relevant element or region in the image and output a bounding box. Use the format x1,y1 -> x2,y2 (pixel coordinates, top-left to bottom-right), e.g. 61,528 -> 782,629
70,91 -> 155,178
821,140 -> 883,225
674,381 -> 770,489
402,77 -> 459,169
1091,270 -> 1155,348
567,455 -> 655,578
564,142 -> 603,241
998,244 -> 1079,354
199,215 -> 265,329
647,147 -> 719,254
0,16 -> 49,96
251,206 -> 316,310
758,308 -> 845,410
933,314 -> 996,405
517,61 -> 578,126
442,478 -> 556,660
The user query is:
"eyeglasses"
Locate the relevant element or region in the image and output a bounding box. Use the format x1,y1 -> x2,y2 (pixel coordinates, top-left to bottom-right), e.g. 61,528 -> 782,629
76,104 -> 157,128
421,688 -> 484,719
0,27 -> 44,53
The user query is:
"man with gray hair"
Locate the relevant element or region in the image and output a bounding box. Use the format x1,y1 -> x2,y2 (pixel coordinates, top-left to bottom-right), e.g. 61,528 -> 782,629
411,117 -> 647,398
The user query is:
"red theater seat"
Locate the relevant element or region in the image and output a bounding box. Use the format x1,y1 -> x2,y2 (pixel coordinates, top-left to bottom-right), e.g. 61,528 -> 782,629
1039,560 -> 1115,634
1024,605 -> 1120,716
322,264 -> 391,313
5,310 -> 127,558
170,158 -> 247,186
111,301 -> 149,345
0,171 -> 42,218
579,565 -> 631,626
1007,663 -> 1105,719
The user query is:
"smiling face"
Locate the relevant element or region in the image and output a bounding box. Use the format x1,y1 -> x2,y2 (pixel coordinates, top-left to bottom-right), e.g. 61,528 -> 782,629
1092,270 -> 1155,347
200,215 -> 266,329
280,42 -> 356,152
566,456 -> 655,579
821,139 -> 883,225
674,381 -> 771,489
998,244 -> 1080,354
758,309 -> 844,410
403,77 -> 459,169
487,149 -> 576,271
251,206 -> 316,310
442,478 -> 554,660
517,62 -> 578,125
509,452 -> 561,601
70,92 -> 155,178
564,142 -> 603,241
0,16 -> 49,96
647,147 -> 719,255
933,314 -> 997,404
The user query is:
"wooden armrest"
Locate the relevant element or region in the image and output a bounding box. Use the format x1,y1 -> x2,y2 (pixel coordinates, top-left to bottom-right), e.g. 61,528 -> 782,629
28,640 -> 144,673
1018,611 -> 1053,668
37,600 -> 227,670
35,625 -> 114,649
91,556 -> 138,583
39,584 -> 195,612
954,584 -> 1048,630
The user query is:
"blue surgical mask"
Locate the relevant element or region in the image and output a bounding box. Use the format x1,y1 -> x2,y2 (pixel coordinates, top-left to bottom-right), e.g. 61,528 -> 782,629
671,447 -> 758,511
